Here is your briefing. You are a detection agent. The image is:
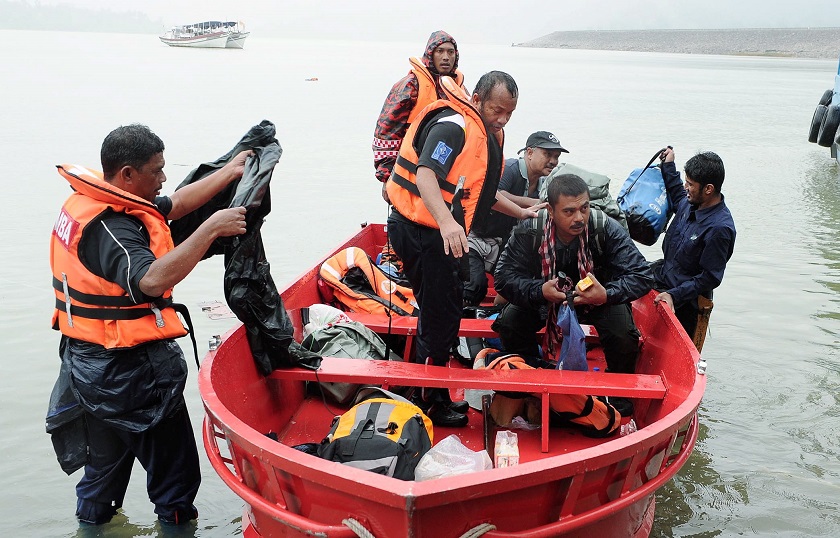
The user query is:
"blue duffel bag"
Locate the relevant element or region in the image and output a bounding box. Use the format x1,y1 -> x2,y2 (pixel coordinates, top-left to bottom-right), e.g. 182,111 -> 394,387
617,149 -> 671,245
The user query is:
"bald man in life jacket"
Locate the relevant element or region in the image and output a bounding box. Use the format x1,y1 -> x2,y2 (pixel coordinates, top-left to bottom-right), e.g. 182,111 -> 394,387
385,71 -> 543,427
373,30 -> 467,204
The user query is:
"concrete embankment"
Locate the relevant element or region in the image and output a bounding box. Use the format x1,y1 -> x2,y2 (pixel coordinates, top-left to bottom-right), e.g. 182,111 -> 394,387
515,27 -> 840,59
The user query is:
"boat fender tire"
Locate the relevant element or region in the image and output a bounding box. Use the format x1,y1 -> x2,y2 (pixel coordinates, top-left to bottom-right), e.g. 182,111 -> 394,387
819,89 -> 834,106
817,104 -> 840,147
809,104 -> 827,143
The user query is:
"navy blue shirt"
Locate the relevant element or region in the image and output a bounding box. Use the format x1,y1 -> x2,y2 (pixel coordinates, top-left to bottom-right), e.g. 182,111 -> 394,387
654,161 -> 736,306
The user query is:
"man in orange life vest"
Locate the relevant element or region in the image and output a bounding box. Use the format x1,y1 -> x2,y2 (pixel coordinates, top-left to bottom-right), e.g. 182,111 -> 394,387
373,30 -> 466,204
50,125 -> 250,525
386,71 -> 541,427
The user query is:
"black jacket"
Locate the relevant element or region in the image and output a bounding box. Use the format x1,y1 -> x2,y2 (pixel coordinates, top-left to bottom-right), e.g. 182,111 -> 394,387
169,121 -> 320,375
494,211 -> 653,310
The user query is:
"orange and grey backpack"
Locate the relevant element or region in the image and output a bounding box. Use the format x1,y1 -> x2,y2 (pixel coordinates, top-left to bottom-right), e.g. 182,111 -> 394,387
319,247 -> 418,316
480,349 -> 621,438
317,387 -> 433,480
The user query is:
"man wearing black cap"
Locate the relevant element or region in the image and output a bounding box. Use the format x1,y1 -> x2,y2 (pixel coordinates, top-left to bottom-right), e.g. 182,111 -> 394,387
464,131 -> 568,306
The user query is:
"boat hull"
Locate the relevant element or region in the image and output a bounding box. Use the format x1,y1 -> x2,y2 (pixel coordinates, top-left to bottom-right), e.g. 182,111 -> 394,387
226,33 -> 250,49
199,223 -> 705,538
159,33 -> 229,48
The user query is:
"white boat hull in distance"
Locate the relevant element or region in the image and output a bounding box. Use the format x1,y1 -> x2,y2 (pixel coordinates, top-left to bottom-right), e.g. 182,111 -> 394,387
160,33 -> 229,48
159,21 -> 249,49
225,32 -> 250,49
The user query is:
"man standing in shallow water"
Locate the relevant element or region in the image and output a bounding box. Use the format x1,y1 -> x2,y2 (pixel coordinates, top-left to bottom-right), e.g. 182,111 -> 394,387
49,124 -> 250,526
651,147 -> 736,341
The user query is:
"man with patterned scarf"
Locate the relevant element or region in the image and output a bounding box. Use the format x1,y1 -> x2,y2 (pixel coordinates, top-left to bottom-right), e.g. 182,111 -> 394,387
492,174 -> 653,414
373,30 -> 466,203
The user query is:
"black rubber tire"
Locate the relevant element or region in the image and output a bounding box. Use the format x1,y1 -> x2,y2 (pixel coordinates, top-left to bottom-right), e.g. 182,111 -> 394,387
820,89 -> 834,106
817,105 -> 840,147
809,104 -> 827,143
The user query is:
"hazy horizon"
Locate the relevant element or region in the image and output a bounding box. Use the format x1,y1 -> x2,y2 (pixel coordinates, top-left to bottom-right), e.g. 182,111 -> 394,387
4,0 -> 840,44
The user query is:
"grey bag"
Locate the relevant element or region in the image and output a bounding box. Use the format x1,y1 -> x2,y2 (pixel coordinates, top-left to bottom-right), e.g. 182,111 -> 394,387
301,321 -> 401,404
543,163 -> 627,230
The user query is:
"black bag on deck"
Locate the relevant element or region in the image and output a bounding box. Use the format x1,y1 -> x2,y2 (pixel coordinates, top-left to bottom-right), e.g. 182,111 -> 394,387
317,387 -> 433,480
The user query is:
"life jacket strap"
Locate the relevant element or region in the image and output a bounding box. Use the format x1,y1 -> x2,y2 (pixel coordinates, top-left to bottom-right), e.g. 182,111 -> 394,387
391,164 -> 458,196
53,296 -> 199,367
170,302 -> 199,368
54,297 -> 172,321
53,276 -> 138,307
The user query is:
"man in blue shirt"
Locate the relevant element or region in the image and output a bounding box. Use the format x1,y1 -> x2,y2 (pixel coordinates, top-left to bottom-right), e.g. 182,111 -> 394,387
652,147 -> 736,339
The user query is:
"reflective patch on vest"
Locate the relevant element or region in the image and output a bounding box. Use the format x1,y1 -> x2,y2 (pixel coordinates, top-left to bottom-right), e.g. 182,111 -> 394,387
53,208 -> 79,251
431,141 -> 453,165
379,279 -> 397,296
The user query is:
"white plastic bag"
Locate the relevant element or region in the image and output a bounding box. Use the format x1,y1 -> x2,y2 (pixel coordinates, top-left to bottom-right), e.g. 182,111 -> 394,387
302,304 -> 352,339
414,435 -> 492,481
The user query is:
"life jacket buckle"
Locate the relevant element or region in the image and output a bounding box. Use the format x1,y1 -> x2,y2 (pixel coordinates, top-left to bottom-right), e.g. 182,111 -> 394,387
150,304 -> 165,328
62,273 -> 73,328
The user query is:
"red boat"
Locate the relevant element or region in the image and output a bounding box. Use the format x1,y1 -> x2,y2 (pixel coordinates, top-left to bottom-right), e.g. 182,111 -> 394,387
199,223 -> 705,537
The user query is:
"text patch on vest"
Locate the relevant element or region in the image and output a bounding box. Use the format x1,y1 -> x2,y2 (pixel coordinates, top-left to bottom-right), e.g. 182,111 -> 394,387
53,208 -> 79,251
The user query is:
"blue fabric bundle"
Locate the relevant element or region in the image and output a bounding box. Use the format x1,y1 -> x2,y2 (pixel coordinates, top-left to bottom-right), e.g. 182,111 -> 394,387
555,304 -> 588,371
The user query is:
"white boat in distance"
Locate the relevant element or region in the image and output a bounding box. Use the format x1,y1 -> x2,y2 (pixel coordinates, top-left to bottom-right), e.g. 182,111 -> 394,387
159,21 -> 249,49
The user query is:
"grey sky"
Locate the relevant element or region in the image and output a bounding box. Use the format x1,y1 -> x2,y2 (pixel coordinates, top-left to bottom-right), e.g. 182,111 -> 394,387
32,0 -> 840,43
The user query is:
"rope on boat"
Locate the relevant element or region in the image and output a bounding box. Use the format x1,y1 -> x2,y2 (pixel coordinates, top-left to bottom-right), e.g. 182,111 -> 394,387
459,523 -> 497,538
343,518 -> 376,538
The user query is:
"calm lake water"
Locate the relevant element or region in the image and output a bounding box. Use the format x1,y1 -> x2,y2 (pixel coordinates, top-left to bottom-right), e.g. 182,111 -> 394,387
1,29 -> 839,537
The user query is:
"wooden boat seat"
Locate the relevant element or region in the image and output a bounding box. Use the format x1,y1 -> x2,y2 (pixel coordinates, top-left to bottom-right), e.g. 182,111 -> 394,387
268,356 -> 665,452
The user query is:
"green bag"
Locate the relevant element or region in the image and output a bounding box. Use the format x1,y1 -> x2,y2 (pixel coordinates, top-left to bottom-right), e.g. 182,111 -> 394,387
302,320 -> 400,404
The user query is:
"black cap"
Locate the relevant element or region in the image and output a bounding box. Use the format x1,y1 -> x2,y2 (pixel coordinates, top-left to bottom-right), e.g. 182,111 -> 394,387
517,131 -> 569,154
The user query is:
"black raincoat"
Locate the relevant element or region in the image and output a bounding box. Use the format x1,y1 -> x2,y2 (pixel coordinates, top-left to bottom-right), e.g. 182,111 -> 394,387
170,121 -> 320,375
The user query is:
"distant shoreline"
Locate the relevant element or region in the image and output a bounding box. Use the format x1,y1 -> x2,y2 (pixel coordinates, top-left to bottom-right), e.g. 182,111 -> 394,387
515,27 -> 840,59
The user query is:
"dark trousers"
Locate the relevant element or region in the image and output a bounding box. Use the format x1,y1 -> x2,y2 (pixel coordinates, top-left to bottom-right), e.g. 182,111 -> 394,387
75,405 -> 201,524
674,299 -> 699,338
492,302 -> 640,374
650,259 -> 701,339
387,216 -> 462,403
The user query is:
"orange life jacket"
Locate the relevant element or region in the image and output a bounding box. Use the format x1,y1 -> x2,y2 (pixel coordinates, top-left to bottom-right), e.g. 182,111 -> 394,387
50,164 -> 188,349
481,350 -> 621,437
319,247 -> 419,316
406,56 -> 466,124
386,76 -> 503,234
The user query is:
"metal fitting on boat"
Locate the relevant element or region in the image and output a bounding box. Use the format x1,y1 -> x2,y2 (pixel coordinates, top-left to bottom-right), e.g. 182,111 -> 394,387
697,360 -> 707,375
209,335 -> 222,351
